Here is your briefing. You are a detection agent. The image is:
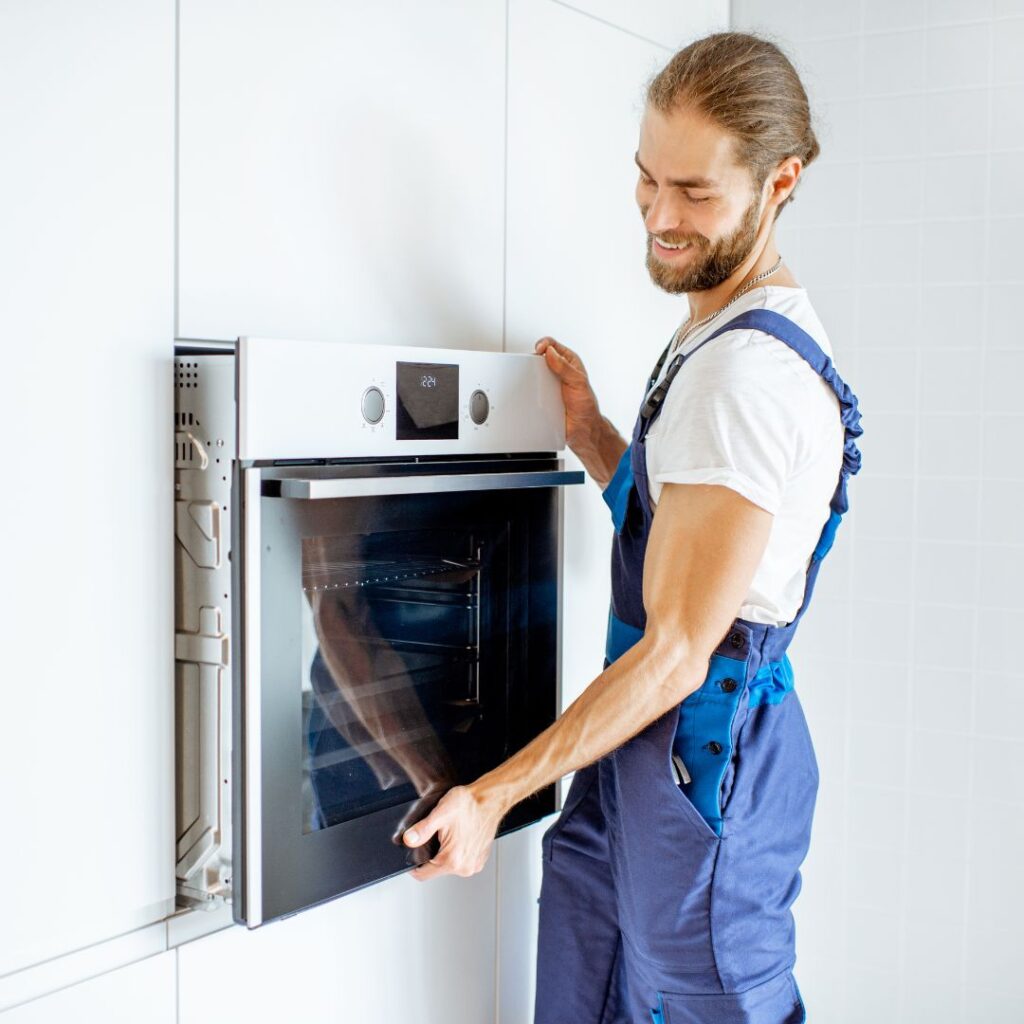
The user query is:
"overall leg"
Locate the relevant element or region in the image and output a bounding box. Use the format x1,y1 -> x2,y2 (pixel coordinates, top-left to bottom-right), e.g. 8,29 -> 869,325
535,760 -> 629,1024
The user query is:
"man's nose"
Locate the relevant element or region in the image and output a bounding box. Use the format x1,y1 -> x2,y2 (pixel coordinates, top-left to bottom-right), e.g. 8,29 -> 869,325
643,192 -> 685,237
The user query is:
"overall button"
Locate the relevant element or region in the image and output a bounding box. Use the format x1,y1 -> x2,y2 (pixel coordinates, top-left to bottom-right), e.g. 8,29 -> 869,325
705,741 -> 724,755
720,678 -> 738,693
728,632 -> 744,650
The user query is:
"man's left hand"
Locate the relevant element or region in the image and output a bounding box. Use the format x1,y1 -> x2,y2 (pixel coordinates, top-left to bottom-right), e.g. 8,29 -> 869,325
402,783 -> 507,881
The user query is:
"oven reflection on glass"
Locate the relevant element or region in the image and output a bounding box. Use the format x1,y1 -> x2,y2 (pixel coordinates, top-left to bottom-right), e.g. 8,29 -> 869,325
300,530 -> 493,860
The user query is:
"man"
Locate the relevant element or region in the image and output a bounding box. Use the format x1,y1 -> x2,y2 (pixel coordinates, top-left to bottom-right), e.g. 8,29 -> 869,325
402,31 -> 862,1023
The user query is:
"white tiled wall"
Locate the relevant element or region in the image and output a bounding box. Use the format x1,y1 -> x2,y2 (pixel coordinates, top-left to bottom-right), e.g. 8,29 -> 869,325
732,2 -> 1024,1021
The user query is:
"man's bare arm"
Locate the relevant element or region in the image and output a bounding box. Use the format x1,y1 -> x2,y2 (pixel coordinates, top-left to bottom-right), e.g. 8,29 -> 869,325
470,480 -> 773,815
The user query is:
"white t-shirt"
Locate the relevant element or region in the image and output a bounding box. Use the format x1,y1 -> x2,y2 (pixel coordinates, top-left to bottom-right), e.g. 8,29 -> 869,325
643,285 -> 844,626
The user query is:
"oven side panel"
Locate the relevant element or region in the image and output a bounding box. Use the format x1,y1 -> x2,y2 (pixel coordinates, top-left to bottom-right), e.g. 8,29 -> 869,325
173,353 -> 236,910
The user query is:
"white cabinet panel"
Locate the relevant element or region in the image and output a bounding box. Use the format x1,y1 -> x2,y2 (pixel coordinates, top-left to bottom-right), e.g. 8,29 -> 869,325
0,953 -> 175,1024
178,0 -> 506,349
177,864 -> 497,1024
506,0 -> 690,712
556,0 -> 728,48
0,0 -> 175,978
503,1 -> 724,1015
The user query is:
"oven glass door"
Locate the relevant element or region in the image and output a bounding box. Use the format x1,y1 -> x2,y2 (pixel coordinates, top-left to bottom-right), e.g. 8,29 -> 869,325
237,466 -> 567,926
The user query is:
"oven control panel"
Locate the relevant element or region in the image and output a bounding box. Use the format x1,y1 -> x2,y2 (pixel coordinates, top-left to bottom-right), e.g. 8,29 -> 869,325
237,337 -> 565,460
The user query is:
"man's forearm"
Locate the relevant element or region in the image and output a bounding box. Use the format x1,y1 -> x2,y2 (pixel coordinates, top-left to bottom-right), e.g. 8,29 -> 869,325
470,631 -> 706,818
574,415 -> 629,489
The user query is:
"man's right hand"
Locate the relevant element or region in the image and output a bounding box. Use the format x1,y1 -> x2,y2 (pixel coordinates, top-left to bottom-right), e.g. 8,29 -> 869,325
533,337 -> 601,452
534,336 -> 628,488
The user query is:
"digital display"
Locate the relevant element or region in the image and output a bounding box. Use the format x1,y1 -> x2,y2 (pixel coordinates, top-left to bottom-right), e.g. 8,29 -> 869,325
396,362 -> 459,440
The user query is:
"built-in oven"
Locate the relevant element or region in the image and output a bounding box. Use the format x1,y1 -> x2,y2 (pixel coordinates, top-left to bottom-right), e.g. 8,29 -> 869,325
174,337 -> 582,928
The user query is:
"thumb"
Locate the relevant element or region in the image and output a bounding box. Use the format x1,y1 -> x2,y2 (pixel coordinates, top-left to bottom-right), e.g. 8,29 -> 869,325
403,814 -> 438,848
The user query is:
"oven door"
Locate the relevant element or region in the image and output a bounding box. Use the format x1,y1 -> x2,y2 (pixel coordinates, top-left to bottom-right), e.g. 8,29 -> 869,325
234,459 -> 582,927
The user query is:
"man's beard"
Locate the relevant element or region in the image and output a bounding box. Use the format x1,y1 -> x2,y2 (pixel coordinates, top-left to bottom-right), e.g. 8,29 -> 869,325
643,190 -> 763,294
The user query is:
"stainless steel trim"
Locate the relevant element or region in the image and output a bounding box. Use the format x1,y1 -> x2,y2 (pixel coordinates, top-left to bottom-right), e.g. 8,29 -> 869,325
242,468 -> 263,927
268,469 -> 584,500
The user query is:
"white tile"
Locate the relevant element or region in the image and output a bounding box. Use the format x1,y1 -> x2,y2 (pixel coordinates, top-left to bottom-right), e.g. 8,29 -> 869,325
818,98 -> 864,163
925,88 -> 991,154
864,94 -> 927,157
914,479 -> 980,541
852,599 -> 914,662
910,729 -> 972,796
965,924 -> 1024,994
862,159 -> 924,222
848,782 -> 909,850
929,0 -> 993,20
861,222 -> 922,285
926,22 -> 992,89
865,0 -> 927,31
850,720 -> 910,787
976,607 -> 1021,671
849,658 -> 911,724
922,219 -> 987,285
800,36 -> 864,102
794,161 -> 861,225
981,349 -> 1024,413
967,818 -> 1024,929
852,536 -> 914,599
993,17 -> 1024,84
800,224 -> 860,288
851,473 -> 915,539
978,547 -> 1024,611
863,30 -> 926,96
972,736 -> 1024,798
988,216 -> 1024,280
847,843 -> 905,908
981,415 -> 1024,479
991,85 -> 1024,151
979,480 -> 1024,544
859,413 -> 916,477
914,541 -> 980,606
906,789 -> 970,859
990,153 -> 1024,218
846,906 -> 903,971
912,605 -> 977,670
558,0 -> 729,47
910,664 -> 975,732
986,287 -> 1024,349
920,285 -> 985,350
917,413 -> 981,476
974,669 -> 1024,738
902,918 -> 966,994
922,155 -> 988,219
860,285 -> 921,348
845,966 -> 901,1023
961,988 -> 1024,1020
919,353 -> 982,413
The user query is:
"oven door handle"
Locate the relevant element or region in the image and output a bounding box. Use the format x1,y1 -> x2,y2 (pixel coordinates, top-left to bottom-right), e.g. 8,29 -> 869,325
266,468 -> 585,499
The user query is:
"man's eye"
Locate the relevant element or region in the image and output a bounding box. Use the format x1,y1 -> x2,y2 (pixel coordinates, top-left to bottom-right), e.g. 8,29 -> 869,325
687,194 -> 711,204
639,174 -> 655,187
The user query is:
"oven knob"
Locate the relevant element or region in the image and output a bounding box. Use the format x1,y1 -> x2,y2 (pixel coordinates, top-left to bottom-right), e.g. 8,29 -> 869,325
470,389 -> 489,425
361,386 -> 385,425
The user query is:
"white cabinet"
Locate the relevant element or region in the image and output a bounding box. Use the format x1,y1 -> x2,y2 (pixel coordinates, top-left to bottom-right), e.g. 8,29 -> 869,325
178,0 -> 507,349
0,953 -> 175,1024
501,0 -> 726,1015
0,0 -> 175,979
177,864 -> 496,1023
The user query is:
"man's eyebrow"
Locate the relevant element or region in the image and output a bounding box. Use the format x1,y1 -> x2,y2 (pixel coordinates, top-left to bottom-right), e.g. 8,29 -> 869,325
634,152 -> 717,190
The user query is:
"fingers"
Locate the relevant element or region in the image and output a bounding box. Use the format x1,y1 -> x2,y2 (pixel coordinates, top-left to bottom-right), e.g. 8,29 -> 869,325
534,337 -> 586,381
402,814 -> 438,849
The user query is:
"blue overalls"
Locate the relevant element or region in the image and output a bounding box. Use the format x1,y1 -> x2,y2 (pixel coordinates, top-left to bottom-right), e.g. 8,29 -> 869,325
534,309 -> 863,1024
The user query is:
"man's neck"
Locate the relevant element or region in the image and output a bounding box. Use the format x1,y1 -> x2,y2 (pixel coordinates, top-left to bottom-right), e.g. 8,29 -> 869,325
686,237 -> 788,324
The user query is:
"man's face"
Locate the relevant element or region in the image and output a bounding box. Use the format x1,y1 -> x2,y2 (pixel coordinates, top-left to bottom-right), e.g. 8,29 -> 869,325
635,104 -> 767,294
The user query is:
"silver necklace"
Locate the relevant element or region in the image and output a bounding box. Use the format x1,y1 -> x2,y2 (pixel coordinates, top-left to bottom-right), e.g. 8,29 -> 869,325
669,255 -> 785,357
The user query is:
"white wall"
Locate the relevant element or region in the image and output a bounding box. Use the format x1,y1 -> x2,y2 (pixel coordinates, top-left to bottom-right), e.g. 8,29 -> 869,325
0,1 -> 725,1021
0,0 -> 176,988
732,3 -> 1024,1022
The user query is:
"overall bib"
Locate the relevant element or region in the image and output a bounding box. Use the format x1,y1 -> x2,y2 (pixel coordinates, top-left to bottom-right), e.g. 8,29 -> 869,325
534,309 -> 863,1024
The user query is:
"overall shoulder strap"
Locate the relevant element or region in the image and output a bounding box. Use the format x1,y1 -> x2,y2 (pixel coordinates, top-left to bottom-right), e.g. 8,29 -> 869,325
701,307 -> 864,520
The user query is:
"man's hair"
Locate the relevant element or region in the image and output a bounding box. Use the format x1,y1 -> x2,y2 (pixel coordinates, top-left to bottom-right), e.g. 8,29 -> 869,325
646,32 -> 819,220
